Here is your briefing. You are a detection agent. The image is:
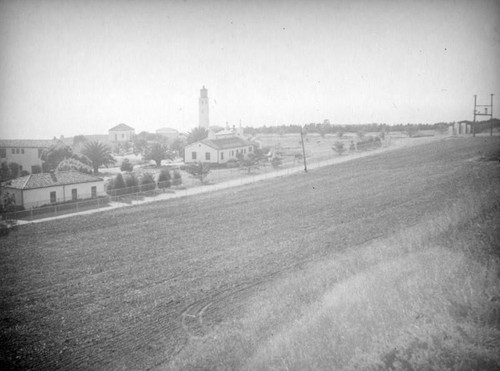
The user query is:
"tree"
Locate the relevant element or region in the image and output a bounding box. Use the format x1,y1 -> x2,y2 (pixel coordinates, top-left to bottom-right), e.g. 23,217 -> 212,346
187,127 -> 208,144
170,137 -> 186,158
81,141 -> 116,175
140,173 -> 156,192
73,135 -> 87,147
186,161 -> 210,184
332,141 -> 346,155
56,158 -> 93,174
41,142 -> 76,172
120,158 -> 134,172
172,169 -> 182,186
238,152 -> 260,174
158,168 -> 171,188
145,143 -> 174,167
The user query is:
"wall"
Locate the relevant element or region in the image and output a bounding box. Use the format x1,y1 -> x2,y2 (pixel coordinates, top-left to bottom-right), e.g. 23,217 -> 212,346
108,130 -> 134,142
1,147 -> 44,173
185,143 -> 219,163
9,181 -> 105,209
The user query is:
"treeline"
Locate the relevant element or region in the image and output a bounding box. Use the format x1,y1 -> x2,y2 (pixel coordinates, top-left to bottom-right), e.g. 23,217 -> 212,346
242,118 -> 500,136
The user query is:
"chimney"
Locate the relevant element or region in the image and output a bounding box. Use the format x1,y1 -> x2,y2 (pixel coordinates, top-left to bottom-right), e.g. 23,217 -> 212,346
49,170 -> 57,182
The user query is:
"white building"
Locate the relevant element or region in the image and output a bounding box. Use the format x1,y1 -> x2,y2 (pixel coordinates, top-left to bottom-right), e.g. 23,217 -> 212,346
0,139 -> 58,174
184,137 -> 255,164
3,170 -> 105,209
108,123 -> 135,142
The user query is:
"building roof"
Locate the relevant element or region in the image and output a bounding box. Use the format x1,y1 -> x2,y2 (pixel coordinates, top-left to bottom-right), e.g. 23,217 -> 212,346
156,127 -> 179,134
109,123 -> 135,132
4,171 -> 103,190
198,137 -> 254,150
0,139 -> 57,148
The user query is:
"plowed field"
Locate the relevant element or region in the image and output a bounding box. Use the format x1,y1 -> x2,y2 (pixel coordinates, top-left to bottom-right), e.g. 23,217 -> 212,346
1,136 -> 499,370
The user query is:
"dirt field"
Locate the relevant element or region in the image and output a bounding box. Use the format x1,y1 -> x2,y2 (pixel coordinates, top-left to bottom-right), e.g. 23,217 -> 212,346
1,136 -> 499,370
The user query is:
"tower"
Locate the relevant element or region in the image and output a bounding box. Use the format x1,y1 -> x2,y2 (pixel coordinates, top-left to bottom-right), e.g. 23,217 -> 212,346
199,86 -> 209,129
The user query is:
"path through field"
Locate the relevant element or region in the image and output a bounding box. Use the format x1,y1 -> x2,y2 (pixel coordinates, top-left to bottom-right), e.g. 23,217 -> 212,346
1,136 -> 499,370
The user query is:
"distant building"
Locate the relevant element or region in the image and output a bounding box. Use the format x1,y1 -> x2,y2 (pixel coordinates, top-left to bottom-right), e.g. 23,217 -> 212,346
0,139 -> 57,174
156,127 -> 180,140
199,86 -> 209,129
108,123 -> 135,142
184,137 -> 255,164
2,170 -> 105,209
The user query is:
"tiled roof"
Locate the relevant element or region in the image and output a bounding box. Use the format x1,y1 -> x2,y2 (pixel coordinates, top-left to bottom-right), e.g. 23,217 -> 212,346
4,171 -> 103,190
200,137 -> 253,150
0,139 -> 57,148
109,123 -> 135,131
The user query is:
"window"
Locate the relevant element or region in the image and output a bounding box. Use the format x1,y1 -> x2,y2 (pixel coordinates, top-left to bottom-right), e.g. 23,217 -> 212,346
249,147 -> 253,152
205,152 -> 210,161
11,149 -> 15,154
121,134 -> 125,138
50,191 -> 56,203
19,165 -> 23,171
115,134 -> 118,141
221,152 -> 224,160
72,189 -> 77,201
91,186 -> 97,198
192,151 -> 197,160
21,148 -> 25,154
16,148 -> 19,154
0,148 -> 6,158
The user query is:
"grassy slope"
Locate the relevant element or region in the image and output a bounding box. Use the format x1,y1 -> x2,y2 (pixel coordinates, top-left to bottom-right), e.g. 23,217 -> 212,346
1,137 -> 499,370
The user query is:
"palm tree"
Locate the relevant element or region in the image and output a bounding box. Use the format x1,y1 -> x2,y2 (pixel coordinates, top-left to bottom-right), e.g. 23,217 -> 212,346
81,141 -> 116,175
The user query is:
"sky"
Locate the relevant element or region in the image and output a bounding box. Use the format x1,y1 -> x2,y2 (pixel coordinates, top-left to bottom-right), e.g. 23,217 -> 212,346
0,0 -> 499,140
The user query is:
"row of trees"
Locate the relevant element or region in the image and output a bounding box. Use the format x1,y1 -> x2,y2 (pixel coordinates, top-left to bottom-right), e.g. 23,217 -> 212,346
241,120 -> 460,137
107,168 -> 182,195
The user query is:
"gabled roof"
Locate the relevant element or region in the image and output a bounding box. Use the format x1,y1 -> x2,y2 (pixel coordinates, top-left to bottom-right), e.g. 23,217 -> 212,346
109,123 -> 135,131
0,139 -> 57,148
4,171 -> 103,190
198,137 -> 254,150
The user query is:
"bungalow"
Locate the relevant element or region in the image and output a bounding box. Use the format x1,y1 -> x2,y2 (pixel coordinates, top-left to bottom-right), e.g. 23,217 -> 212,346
109,123 -> 135,142
0,139 -> 58,174
184,136 -> 255,164
2,170 -> 105,209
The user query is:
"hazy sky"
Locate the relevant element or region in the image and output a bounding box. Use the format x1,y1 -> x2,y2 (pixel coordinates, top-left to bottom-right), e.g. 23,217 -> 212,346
0,0 -> 499,139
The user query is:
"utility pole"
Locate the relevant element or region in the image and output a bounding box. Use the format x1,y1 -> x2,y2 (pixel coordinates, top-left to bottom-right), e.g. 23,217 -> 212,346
473,94 -> 494,137
300,127 -> 307,173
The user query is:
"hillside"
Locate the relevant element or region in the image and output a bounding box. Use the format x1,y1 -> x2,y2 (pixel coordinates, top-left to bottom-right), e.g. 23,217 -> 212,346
1,136 -> 499,370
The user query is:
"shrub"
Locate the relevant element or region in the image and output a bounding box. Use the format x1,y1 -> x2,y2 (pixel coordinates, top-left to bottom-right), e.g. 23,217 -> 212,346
120,158 -> 134,172
271,156 -> 283,168
140,173 -> 156,192
112,173 -> 126,190
172,170 -> 182,186
332,141 -> 346,155
158,169 -> 171,189
226,159 -> 239,168
124,173 -> 139,193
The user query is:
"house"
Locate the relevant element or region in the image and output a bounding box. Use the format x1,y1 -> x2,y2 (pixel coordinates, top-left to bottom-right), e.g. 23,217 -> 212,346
2,170 -> 105,209
184,136 -> 256,164
108,123 -> 135,142
156,127 -> 180,140
0,139 -> 57,174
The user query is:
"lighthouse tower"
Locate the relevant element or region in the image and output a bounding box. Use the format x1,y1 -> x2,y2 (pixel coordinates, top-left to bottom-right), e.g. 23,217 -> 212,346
199,86 -> 209,129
